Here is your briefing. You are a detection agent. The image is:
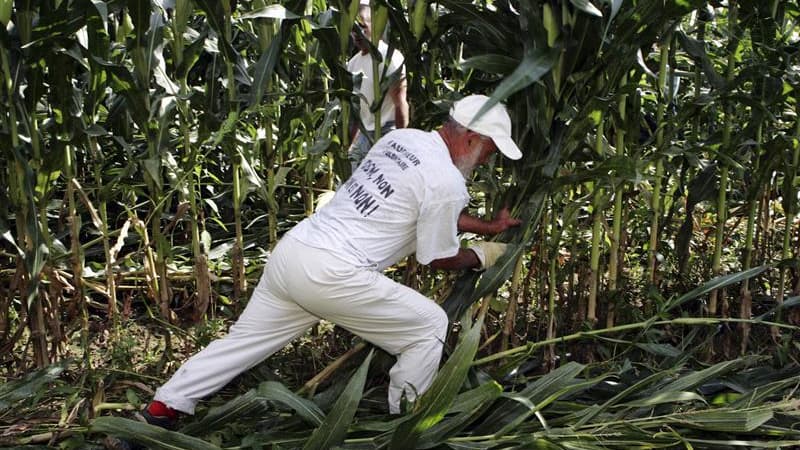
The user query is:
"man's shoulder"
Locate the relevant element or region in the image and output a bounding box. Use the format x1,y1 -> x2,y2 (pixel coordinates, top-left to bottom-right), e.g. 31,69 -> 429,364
376,41 -> 404,65
382,128 -> 436,145
388,46 -> 405,67
375,129 -> 443,167
384,130 -> 458,174
346,52 -> 364,71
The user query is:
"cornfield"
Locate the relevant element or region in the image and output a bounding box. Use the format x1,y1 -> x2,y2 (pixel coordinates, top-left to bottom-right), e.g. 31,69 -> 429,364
2,0 -> 800,448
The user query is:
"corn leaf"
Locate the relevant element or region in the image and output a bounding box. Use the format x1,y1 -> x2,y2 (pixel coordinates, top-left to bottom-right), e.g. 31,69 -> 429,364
730,376 -> 800,408
175,31 -> 206,81
240,430 -> 313,448
471,47 -> 559,126
0,0 -> 10,25
443,190 -> 547,320
755,295 -> 800,321
441,270 -> 481,320
444,442 -> 498,449
474,362 -> 586,435
10,145 -> 49,307
350,415 -> 408,433
91,417 -> 221,450
675,30 -> 726,90
675,408 -> 773,432
181,380 -> 324,435
389,312 -> 484,450
445,380 -> 504,415
560,441 -> 608,450
193,0 -> 237,62
570,0 -> 603,17
417,381 -> 503,449
257,381 -> 325,425
657,357 -> 757,393
634,343 -> 682,358
460,54 -> 519,75
302,349 -> 374,450
240,5 -> 302,20
0,362 -> 65,411
617,390 -> 706,408
575,370 -> 671,426
179,389 -> 267,435
127,0 -> 151,48
247,28 -> 283,109
684,437 -> 800,448
494,374 -> 606,437
437,0 -> 507,42
338,0 -> 361,59
91,57 -> 149,129
664,266 -> 768,312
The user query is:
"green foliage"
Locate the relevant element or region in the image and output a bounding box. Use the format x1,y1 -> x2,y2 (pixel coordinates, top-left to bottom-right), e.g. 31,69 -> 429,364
302,350 -> 374,450
2,0 -> 800,448
0,362 -> 66,413
92,417 -> 223,450
78,335 -> 800,449
390,312 -> 484,449
181,380 -> 325,436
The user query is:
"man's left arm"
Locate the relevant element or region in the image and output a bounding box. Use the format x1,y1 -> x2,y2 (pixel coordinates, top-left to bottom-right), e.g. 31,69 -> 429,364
389,77 -> 409,128
458,207 -> 521,236
429,248 -> 480,271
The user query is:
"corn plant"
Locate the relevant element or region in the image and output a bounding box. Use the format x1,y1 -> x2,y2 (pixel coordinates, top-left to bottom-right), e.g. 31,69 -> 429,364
2,0 -> 800,448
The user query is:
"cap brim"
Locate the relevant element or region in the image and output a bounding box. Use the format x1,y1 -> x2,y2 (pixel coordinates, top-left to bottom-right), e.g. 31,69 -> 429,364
492,135 -> 522,160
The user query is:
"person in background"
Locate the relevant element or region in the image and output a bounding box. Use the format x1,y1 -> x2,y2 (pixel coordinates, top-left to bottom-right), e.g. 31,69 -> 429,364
105,94 -> 522,449
347,2 -> 409,171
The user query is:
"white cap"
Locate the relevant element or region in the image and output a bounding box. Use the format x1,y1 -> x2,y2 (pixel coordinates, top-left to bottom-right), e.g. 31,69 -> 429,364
450,95 -> 522,160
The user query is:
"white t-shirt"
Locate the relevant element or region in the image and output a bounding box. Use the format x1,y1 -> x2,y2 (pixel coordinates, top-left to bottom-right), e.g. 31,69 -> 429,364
289,129 -> 468,271
347,41 -> 405,131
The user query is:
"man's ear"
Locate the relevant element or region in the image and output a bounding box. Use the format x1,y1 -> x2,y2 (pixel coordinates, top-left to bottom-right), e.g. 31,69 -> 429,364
467,130 -> 485,141
466,130 -> 483,145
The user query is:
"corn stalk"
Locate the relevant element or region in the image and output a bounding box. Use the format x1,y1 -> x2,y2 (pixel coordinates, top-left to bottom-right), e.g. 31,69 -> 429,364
646,32 -> 671,288
368,1 -> 388,143
82,4 -> 119,334
252,0 -> 281,248
6,0 -> 50,368
607,74 -> 627,328
0,2 -> 19,350
546,201 -> 558,365
587,115 -> 605,326
124,2 -> 174,319
206,0 -> 247,303
777,98 -> 800,318
709,4 -> 738,318
501,251 -> 525,352
736,6 -> 758,351
169,0 -> 212,322
65,150 -> 90,368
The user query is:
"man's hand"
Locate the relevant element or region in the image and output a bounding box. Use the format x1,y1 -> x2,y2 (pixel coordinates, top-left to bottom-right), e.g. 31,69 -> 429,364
469,242 -> 509,270
489,207 -> 522,235
458,207 -> 522,236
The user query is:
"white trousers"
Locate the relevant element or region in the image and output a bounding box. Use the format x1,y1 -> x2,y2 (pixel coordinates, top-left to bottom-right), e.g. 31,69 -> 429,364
154,235 -> 448,414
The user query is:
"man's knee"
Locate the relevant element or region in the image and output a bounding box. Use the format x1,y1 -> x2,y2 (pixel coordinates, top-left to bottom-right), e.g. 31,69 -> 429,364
428,306 -> 449,342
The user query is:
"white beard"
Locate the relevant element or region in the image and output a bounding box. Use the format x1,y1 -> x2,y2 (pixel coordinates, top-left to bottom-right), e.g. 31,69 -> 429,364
453,143 -> 484,178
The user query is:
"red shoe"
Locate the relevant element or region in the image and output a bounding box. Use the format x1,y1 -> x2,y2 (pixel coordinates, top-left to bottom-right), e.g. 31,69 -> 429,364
140,400 -> 179,430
